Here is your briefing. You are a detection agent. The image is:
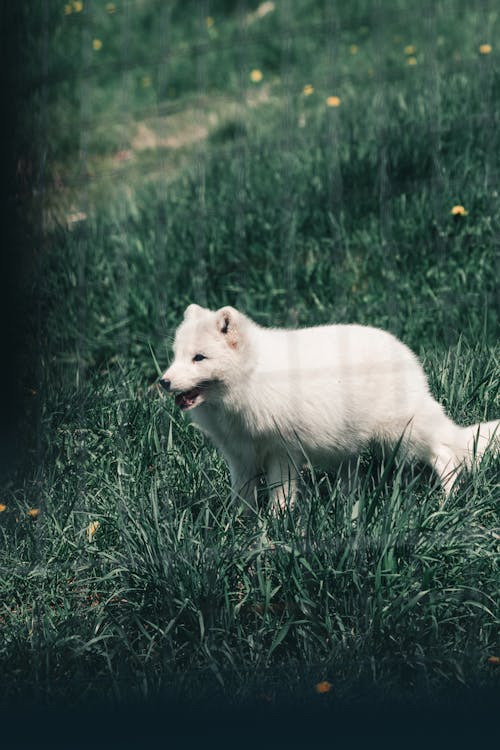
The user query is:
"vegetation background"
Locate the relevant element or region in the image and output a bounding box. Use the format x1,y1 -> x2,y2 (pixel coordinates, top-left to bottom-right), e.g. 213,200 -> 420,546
1,0 -> 499,721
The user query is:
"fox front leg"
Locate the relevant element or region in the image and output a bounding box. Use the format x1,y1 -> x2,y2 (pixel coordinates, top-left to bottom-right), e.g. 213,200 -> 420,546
265,456 -> 299,514
227,456 -> 259,515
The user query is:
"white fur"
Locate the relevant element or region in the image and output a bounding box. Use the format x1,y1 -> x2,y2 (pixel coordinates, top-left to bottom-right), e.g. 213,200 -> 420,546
162,304 -> 499,511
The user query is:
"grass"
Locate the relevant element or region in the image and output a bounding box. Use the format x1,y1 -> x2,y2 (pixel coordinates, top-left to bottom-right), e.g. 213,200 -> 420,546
2,0 -> 499,707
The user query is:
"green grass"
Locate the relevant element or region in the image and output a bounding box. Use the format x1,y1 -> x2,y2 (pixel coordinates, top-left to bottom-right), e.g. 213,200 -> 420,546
2,0 -> 499,705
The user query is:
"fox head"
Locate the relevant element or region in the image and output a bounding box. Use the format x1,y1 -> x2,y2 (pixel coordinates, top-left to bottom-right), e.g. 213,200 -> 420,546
159,304 -> 249,410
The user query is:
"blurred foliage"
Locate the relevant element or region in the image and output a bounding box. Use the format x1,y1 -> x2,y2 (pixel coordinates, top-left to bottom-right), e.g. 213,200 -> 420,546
4,0 -> 500,706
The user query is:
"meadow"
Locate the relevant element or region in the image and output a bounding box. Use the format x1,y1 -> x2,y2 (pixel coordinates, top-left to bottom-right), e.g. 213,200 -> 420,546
1,0 -> 499,706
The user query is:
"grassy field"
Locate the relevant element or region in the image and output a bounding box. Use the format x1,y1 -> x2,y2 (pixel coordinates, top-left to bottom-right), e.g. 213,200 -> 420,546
2,0 -> 499,707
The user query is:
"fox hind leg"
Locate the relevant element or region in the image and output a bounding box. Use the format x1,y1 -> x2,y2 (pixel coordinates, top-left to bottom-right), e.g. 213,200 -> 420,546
432,444 -> 462,496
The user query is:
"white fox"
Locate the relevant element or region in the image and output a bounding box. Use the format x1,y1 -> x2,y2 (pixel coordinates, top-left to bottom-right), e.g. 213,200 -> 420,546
160,304 -> 498,511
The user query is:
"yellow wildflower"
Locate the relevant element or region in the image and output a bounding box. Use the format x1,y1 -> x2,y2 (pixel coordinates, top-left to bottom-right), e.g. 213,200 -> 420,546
142,76 -> 151,88
206,16 -> 214,28
73,1 -> 83,11
93,38 -> 103,51
64,4 -> 72,14
250,69 -> 263,82
407,56 -> 417,66
106,2 -> 116,12
450,205 -> 468,216
315,680 -> 332,694
326,95 -> 341,107
479,44 -> 492,55
27,508 -> 41,518
86,520 -> 100,541
350,44 -> 359,54
303,84 -> 314,96
404,44 -> 416,55
0,503 -> 6,513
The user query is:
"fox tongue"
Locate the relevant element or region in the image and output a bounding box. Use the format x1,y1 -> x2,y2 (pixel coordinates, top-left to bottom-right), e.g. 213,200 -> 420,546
175,388 -> 200,409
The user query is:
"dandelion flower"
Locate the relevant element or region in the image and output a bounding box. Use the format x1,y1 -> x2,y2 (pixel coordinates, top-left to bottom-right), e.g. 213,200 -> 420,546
303,84 -> 314,96
87,520 -> 100,541
407,56 -> 417,66
64,4 -> 72,14
250,69 -> 263,83
93,38 -> 103,51
0,503 -> 6,513
450,205 -> 468,216
404,44 -> 416,55
479,44 -> 492,55
315,681 -> 332,694
73,1 -> 83,11
326,95 -> 341,107
28,508 -> 41,518
106,2 -> 116,13
350,44 -> 359,54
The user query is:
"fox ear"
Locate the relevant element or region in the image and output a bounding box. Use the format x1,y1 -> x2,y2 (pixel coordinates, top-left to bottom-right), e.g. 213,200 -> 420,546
184,303 -> 204,320
216,306 -> 238,346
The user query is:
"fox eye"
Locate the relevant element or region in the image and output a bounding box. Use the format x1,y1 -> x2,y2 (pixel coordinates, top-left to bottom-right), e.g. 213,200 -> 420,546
192,353 -> 207,362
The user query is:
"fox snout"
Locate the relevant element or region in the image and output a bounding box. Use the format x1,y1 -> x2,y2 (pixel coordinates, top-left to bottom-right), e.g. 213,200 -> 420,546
159,378 -> 171,392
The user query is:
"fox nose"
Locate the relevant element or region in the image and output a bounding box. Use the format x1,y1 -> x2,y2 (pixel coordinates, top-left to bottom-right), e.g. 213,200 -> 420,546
159,378 -> 171,392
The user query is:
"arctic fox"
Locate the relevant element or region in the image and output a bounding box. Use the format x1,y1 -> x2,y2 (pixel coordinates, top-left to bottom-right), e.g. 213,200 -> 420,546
160,304 -> 498,511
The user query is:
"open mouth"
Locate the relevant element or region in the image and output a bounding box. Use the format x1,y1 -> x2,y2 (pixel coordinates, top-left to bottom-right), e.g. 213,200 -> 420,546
174,387 -> 205,411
